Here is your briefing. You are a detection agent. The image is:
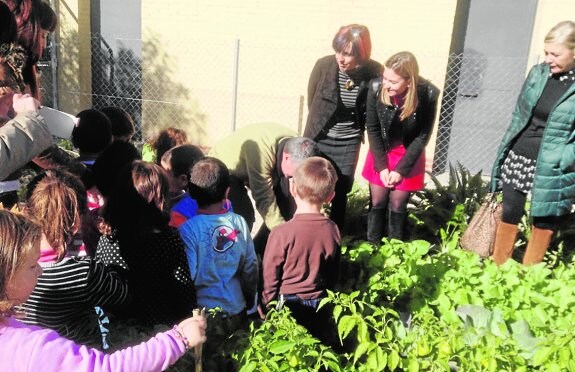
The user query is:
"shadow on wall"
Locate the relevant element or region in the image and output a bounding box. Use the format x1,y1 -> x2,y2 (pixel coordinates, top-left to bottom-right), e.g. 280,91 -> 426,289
141,32 -> 207,143
91,36 -> 143,141
56,29 -> 207,144
57,28 -> 89,111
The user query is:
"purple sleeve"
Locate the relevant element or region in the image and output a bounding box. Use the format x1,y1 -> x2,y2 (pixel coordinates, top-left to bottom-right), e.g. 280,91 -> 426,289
29,328 -> 187,372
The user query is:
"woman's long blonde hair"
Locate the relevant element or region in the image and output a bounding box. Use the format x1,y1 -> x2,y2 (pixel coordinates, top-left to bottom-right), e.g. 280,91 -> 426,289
381,51 -> 420,121
0,210 -> 42,319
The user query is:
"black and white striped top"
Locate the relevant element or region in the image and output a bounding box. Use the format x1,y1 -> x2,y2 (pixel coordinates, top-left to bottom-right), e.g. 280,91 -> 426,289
326,70 -> 361,139
17,256 -> 129,346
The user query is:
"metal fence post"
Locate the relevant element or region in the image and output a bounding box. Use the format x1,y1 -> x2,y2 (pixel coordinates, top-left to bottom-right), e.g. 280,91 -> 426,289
48,0 -> 58,109
50,32 -> 58,109
298,95 -> 304,135
231,39 -> 240,132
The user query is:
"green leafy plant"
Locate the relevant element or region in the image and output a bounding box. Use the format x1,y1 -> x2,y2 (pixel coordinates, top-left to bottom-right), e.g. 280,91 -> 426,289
339,182 -> 370,239
230,306 -> 341,372
410,162 -> 486,243
108,160 -> 575,371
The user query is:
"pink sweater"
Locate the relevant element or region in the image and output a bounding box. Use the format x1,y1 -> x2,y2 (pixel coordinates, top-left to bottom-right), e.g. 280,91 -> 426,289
0,317 -> 187,371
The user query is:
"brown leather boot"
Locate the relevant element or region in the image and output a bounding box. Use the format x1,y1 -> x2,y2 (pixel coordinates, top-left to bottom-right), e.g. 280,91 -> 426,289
491,222 -> 519,265
523,226 -> 554,265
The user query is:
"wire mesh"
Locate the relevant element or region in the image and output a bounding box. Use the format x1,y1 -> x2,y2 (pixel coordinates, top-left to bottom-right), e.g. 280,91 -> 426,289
38,35 -> 529,174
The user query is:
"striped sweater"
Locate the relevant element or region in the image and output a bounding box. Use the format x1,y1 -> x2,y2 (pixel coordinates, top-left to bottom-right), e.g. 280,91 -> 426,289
324,70 -> 361,139
17,257 -> 129,346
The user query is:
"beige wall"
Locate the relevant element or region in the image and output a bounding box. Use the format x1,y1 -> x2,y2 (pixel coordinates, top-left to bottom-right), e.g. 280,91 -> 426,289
140,0 -> 458,175
142,0 -> 456,178
53,0 -> 92,112
49,1 -> 575,178
528,1 -> 575,69
52,1 -> 458,175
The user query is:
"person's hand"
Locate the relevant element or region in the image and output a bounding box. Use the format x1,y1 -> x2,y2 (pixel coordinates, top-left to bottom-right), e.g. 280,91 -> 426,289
177,314 -> 207,349
11,93 -> 40,115
387,171 -> 404,187
379,168 -> 390,186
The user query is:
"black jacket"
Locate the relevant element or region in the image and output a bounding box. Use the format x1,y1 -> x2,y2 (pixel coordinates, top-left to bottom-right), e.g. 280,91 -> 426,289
304,55 -> 382,140
366,78 -> 440,176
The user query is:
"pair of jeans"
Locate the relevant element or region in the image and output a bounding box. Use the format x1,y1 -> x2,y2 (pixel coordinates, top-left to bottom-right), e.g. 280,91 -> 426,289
278,294 -> 321,311
278,294 -> 337,347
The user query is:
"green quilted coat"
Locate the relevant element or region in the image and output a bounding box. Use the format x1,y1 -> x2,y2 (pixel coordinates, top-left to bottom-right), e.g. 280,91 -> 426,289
491,63 -> 575,217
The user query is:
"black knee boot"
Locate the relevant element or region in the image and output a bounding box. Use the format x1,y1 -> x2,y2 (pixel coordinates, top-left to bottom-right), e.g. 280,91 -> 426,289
367,208 -> 387,245
388,211 -> 407,241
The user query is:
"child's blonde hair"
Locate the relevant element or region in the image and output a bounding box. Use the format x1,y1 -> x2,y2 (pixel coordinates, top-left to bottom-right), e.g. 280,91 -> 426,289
25,169 -> 86,261
293,157 -> 338,204
0,210 -> 42,318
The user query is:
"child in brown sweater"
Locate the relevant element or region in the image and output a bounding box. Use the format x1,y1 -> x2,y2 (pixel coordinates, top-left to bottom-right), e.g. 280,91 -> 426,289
262,156 -> 341,344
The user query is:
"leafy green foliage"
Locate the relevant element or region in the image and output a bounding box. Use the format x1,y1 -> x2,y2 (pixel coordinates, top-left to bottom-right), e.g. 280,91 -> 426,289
326,239 -> 575,371
230,307 -> 341,372
338,183 -> 370,239
111,162 -> 575,370
410,162 -> 486,244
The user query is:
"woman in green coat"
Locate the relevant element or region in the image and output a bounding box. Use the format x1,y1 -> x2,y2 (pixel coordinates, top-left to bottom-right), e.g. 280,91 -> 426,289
491,20 -> 575,265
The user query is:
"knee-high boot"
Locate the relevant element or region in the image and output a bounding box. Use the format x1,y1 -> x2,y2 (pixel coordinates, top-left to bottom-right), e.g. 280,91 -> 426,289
388,211 -> 406,241
491,222 -> 519,265
523,226 -> 553,265
367,208 -> 387,245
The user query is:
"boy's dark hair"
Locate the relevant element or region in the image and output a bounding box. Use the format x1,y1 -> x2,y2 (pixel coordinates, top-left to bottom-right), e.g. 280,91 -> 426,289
72,109 -> 113,154
189,157 -> 230,208
161,144 -> 205,177
152,127 -> 188,165
0,2 -> 17,44
293,156 -> 338,204
92,141 -> 142,197
101,106 -> 135,142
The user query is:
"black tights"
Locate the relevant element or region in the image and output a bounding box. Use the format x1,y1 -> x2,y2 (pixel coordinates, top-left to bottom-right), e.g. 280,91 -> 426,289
369,183 -> 411,212
501,183 -> 558,230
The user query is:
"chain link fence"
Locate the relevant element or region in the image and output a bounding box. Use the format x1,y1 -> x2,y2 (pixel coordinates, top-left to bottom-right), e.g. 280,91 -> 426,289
432,53 -> 528,175
38,34 -> 529,174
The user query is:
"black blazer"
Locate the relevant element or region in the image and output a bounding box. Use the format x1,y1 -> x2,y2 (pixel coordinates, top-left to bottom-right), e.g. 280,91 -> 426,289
366,78 -> 440,176
304,55 -> 382,140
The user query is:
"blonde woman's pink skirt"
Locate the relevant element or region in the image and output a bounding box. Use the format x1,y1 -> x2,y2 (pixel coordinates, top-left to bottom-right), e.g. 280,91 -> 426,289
361,146 -> 425,191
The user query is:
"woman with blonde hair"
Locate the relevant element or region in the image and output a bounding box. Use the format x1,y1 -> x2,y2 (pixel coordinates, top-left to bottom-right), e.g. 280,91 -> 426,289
362,51 -> 439,242
491,20 -> 575,265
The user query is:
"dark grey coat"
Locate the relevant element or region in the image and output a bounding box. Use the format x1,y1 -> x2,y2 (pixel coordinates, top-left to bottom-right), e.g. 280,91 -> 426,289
304,55 -> 381,140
